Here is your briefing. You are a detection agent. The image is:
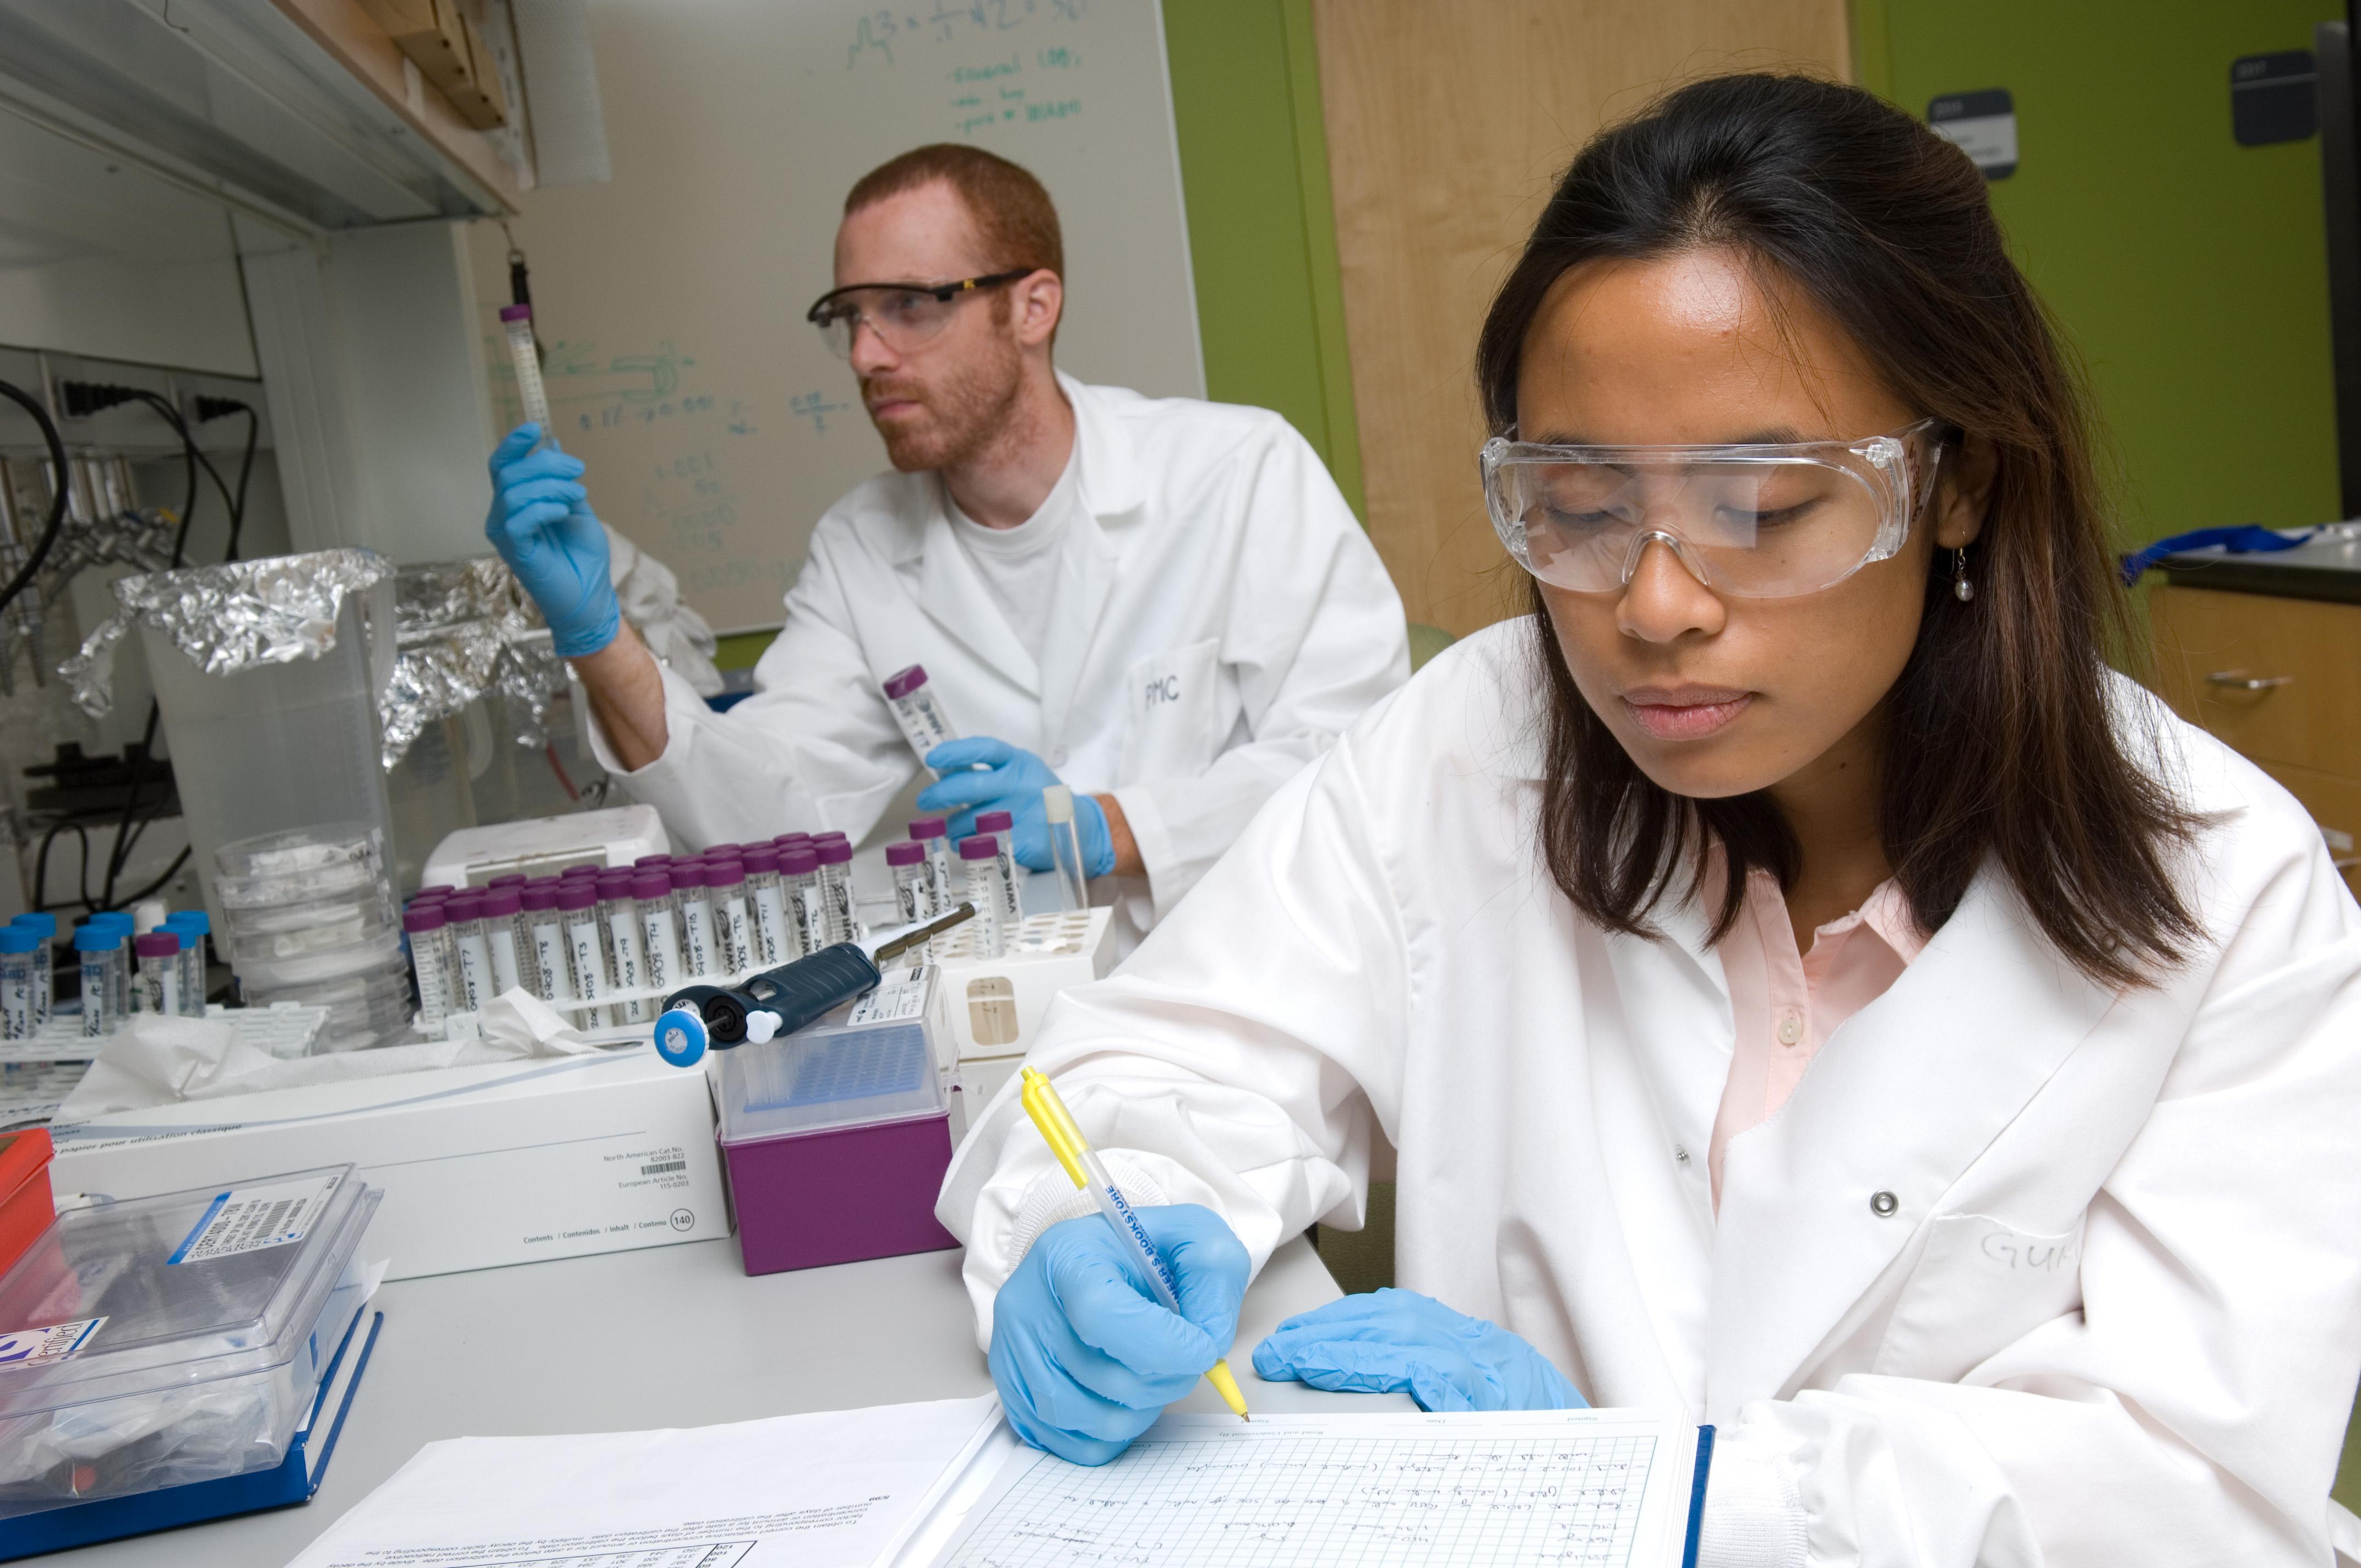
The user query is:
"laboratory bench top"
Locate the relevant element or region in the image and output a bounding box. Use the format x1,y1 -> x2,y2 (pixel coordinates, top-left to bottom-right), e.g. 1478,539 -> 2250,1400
2157,525 -> 2361,603
50,1231 -> 1381,1567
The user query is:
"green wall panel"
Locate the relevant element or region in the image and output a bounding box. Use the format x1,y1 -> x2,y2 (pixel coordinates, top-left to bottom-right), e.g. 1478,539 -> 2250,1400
1857,1 -> 2341,548
1162,0 -> 1364,516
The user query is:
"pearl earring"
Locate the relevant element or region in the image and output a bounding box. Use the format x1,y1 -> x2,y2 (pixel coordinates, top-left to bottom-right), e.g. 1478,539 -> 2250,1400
1952,546 -> 1974,603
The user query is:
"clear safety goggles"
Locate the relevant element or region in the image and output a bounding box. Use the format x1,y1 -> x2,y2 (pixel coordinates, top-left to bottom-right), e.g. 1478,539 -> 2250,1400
806,269 -> 1033,359
1480,418 -> 1949,598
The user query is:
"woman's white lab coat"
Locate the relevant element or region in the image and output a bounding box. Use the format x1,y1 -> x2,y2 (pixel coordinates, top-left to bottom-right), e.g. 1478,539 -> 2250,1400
585,373 -> 1408,941
940,620 -> 2361,1566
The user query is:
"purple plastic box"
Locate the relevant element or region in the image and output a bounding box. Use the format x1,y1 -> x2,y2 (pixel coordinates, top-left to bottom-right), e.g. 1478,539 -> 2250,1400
722,1115 -> 958,1275
711,966 -> 956,1275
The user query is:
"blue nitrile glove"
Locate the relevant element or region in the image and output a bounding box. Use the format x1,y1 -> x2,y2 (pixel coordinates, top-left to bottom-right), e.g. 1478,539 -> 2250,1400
917,737 -> 1116,877
990,1203 -> 1249,1466
484,423 -> 619,657
1253,1288 -> 1587,1412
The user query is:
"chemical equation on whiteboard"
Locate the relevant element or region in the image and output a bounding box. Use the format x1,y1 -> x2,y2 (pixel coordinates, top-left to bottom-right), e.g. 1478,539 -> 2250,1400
847,0 -> 1089,72
790,391 -> 855,434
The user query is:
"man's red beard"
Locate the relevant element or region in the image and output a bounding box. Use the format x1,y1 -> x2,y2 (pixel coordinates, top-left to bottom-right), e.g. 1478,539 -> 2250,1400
862,332 -> 1026,473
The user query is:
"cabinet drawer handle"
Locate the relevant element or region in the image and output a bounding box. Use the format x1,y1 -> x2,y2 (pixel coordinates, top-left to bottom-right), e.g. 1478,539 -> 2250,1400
2206,669 -> 2293,691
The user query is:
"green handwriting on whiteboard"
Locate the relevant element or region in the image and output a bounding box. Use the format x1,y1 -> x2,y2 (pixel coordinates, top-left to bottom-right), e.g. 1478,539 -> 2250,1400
486,336 -> 700,421
847,0 -> 1090,72
790,392 -> 856,433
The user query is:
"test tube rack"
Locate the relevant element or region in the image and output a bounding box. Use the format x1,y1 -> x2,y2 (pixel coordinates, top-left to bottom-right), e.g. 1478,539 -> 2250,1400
421,959 -> 808,1048
928,910 -> 1115,1108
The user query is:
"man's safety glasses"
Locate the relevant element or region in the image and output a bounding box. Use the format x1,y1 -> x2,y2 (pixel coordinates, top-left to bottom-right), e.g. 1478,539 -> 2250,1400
806,269 -> 1035,359
1480,420 -> 1949,599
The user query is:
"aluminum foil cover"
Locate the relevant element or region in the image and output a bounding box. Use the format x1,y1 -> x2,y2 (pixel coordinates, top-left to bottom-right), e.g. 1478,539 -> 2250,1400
62,548 -> 391,721
380,557 -> 568,769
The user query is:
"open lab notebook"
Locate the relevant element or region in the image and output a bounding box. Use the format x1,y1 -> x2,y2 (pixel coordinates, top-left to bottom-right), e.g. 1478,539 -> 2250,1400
287,1396 -> 1715,1568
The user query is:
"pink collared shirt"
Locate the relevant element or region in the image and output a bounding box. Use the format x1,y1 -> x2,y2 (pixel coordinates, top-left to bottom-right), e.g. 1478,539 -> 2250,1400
1709,861 -> 1927,1211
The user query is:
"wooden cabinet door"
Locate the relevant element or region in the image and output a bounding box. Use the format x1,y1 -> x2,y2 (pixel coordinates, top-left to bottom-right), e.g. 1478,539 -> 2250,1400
2148,585 -> 2361,778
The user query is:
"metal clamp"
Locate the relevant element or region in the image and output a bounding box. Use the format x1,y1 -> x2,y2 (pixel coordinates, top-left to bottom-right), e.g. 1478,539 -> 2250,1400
2205,669 -> 2293,690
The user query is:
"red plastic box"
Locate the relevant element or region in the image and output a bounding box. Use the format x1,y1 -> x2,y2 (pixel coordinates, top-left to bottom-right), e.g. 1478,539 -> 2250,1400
0,1131 -> 55,1282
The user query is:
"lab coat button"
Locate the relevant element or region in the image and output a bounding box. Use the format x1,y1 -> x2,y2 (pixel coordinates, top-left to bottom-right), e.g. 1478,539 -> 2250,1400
1673,1145 -> 1690,1166
1776,1011 -> 1803,1046
1050,748 -> 1069,767
1869,1190 -> 1899,1218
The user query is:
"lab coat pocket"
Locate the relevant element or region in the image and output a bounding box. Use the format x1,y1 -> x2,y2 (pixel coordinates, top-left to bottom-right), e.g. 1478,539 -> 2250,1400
1117,639 -> 1221,783
1874,1212 -> 2086,1383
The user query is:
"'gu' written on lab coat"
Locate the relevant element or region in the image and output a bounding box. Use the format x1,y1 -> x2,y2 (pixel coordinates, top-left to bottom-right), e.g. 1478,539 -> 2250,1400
942,621 -> 2361,1566
586,373 -> 1408,944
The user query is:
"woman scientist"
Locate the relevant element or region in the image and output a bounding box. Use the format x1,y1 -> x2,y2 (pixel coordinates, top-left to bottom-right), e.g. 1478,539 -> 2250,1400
939,73 -> 2361,1566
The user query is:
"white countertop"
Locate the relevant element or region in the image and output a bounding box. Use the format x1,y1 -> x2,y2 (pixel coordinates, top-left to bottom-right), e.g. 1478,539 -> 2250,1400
49,1231 -> 1382,1565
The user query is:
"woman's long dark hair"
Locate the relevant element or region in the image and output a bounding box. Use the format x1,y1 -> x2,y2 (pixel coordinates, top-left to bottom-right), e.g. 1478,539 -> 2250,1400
1476,73 -> 2200,989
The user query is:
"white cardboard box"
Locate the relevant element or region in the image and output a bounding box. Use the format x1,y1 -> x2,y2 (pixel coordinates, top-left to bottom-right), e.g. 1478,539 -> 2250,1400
48,1045 -> 725,1280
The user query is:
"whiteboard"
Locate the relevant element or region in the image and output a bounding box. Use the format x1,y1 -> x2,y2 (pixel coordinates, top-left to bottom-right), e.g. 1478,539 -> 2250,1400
465,0 -> 1203,634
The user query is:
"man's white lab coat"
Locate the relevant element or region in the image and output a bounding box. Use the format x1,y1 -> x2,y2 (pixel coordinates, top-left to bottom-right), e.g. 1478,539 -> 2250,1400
940,620 -> 2361,1566
588,373 -> 1408,939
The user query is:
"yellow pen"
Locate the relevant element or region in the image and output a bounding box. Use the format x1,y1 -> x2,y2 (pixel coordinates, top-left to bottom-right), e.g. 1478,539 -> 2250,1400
1019,1067 -> 1252,1421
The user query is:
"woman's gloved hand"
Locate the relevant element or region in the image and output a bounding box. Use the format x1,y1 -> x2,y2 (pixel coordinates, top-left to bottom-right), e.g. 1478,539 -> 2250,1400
1252,1288 -> 1587,1412
918,738 -> 1116,876
484,423 -> 620,657
990,1204 -> 1249,1466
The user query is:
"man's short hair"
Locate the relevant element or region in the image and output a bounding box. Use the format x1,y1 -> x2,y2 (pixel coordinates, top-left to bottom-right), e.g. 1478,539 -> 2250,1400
845,144 -> 1064,280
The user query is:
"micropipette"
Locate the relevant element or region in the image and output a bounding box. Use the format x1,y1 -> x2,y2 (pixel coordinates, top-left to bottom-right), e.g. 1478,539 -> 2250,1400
652,901 -> 976,1068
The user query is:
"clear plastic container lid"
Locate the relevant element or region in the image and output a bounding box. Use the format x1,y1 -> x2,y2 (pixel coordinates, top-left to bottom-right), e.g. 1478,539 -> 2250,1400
0,1166 -> 375,1419
215,854 -> 385,911
229,934 -> 403,992
242,963 -> 413,1010
214,823 -> 385,882
221,894 -> 398,960
716,966 -> 946,1145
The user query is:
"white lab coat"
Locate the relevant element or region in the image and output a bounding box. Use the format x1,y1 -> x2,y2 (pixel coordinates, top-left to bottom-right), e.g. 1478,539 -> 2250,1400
940,619 -> 2361,1566
586,373 -> 1408,940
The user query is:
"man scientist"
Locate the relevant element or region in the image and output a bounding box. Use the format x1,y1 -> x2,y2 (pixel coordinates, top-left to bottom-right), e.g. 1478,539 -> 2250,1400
485,143 -> 1407,941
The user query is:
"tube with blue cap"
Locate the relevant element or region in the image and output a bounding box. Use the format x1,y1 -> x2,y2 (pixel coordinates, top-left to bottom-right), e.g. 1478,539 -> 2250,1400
652,901 -> 976,1068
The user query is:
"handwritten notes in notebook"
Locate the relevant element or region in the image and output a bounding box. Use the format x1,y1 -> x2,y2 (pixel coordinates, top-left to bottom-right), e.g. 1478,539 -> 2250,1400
932,1411 -> 1698,1568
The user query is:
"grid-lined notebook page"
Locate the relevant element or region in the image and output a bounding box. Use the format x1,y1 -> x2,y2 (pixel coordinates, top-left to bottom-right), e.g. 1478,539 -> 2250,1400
925,1410 -> 1699,1568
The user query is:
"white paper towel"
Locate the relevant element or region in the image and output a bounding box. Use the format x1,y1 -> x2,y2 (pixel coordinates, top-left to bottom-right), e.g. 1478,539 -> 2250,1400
57,991 -> 604,1120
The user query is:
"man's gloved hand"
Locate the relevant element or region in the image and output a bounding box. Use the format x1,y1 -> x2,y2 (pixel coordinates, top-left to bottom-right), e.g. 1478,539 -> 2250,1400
990,1204 -> 1249,1466
918,737 -> 1116,877
484,423 -> 620,657
1252,1288 -> 1587,1413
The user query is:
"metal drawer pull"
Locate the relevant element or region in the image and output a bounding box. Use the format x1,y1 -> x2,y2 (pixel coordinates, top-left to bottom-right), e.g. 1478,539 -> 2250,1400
2205,669 -> 2293,690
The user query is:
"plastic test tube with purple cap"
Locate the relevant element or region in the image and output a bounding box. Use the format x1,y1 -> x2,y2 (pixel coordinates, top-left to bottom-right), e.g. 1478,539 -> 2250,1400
447,891 -> 492,1014
633,870 -> 682,995
673,862 -> 719,979
813,837 -> 859,946
974,810 -> 1025,923
743,846 -> 790,967
960,835 -> 1007,957
559,879 -> 611,1021
478,885 -> 534,998
133,931 -> 180,1017
909,818 -> 956,914
888,841 -> 934,926
882,664 -> 958,777
709,859 -> 753,976
503,303 -> 553,435
523,881 -> 566,1003
779,847 -> 823,957
597,871 -> 650,1023
405,901 -> 456,1031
